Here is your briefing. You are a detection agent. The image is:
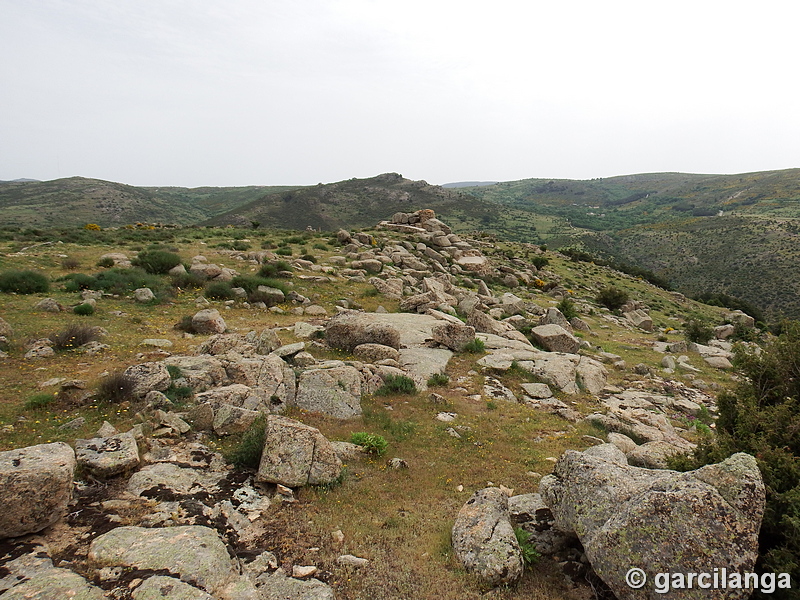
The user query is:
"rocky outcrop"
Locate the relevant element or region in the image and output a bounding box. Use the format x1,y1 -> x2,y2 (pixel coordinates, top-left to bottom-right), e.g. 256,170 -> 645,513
431,321 -> 476,352
539,446 -> 765,600
530,324 -> 580,354
256,416 -> 343,487
325,311 -> 401,351
452,487 -> 524,586
75,432 -> 140,478
123,361 -> 171,397
191,308 -> 227,334
0,442 -> 76,538
295,365 -> 363,418
88,525 -> 238,595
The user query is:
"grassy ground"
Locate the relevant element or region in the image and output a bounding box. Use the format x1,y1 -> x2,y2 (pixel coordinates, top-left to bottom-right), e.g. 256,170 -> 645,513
0,224 -> 739,599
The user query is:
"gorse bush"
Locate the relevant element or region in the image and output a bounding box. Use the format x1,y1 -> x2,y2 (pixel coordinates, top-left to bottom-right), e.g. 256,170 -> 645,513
676,322 -> 800,598
349,432 -> 388,456
427,373 -> 450,387
73,303 -> 95,316
556,297 -> 579,320
374,374 -> 417,396
205,281 -> 235,300
684,319 -> 714,344
462,338 -> 486,354
0,270 -> 50,294
49,324 -> 101,351
595,285 -> 629,311
132,249 -> 182,274
226,415 -> 267,469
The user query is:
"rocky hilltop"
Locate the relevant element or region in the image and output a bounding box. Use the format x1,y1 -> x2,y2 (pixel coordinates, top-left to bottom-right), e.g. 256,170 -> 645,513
0,210 -> 769,599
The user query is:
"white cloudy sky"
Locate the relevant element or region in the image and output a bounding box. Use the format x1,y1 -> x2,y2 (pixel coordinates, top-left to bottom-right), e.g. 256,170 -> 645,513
2,0 -> 799,187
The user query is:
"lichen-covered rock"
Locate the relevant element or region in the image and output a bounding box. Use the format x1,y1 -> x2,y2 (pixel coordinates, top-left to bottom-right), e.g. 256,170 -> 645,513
0,442 -> 76,538
451,487 -> 523,586
88,526 -> 237,595
257,569 -> 335,600
295,365 -> 362,418
75,432 -> 140,478
191,309 -> 227,334
256,415 -> 343,487
223,354 -> 296,412
3,567 -> 105,600
162,355 -> 228,391
325,311 -> 401,351
353,343 -> 400,363
530,324 -> 580,354
132,576 -> 214,600
123,362 -> 171,397
431,321 -> 476,352
539,447 -> 765,600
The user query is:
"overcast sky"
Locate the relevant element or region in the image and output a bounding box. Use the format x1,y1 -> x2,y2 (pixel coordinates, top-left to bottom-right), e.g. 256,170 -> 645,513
2,0 -> 799,187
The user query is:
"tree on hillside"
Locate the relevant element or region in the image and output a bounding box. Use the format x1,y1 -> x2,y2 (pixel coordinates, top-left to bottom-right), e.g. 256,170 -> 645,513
680,323 -> 800,598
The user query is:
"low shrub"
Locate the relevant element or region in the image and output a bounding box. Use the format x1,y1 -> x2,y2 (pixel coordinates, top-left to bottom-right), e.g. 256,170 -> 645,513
596,285 -> 629,311
132,249 -> 182,274
427,373 -> 450,387
275,247 -> 293,256
49,324 -> 101,351
96,372 -> 136,403
170,271 -> 206,290
205,281 -> 235,300
0,270 -> 50,294
258,260 -> 293,278
226,416 -> 267,469
96,256 -> 115,268
556,297 -> 579,320
300,254 -> 317,263
73,303 -> 95,316
62,273 -> 97,292
462,338 -> 486,354
174,315 -> 197,333
61,257 -> 80,270
349,432 -> 388,456
25,393 -> 56,411
374,374 -> 417,396
684,319 -> 714,344
312,243 -> 329,251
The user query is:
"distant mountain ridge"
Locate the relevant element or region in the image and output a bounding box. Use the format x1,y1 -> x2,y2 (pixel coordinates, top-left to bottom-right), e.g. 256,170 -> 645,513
3,168 -> 800,319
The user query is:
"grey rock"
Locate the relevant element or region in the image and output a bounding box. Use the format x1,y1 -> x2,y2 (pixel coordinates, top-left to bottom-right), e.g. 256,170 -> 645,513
134,287 -> 156,303
88,526 -> 237,595
35,298 -> 63,313
3,568 -> 105,600
162,355 -> 228,391
431,321 -> 476,352
132,575 -> 214,600
123,362 -> 171,397
452,487 -> 523,586
0,442 -> 76,538
509,492 -> 576,555
127,462 -> 225,498
213,404 -> 263,436
191,309 -> 227,334
257,570 -> 335,600
353,343 -> 400,363
295,365 -> 363,418
75,433 -> 140,478
326,311 -> 402,351
539,450 -> 765,600
530,324 -> 580,354
256,415 -> 343,487
520,382 -> 553,399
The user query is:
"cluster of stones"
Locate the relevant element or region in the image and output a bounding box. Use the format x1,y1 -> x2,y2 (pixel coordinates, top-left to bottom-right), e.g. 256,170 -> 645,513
453,444 -> 765,599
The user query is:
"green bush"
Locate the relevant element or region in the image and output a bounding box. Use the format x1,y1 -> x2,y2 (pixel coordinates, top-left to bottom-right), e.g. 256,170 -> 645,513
132,249 -> 182,274
0,270 -> 50,294
258,260 -> 293,278
93,268 -> 164,296
427,373 -> 450,387
25,393 -> 56,411
170,271 -> 206,290
275,247 -> 293,256
676,322 -> 800,595
313,243 -> 329,251
595,285 -> 629,311
226,416 -> 267,469
205,281 -> 235,300
514,527 -> 541,566
73,303 -> 95,316
374,374 -> 417,396
684,319 -> 714,344
96,257 -> 115,268
49,324 -> 101,351
349,432 -> 389,456
530,256 -> 549,269
462,338 -> 486,354
62,273 -> 97,292
556,297 -> 579,320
